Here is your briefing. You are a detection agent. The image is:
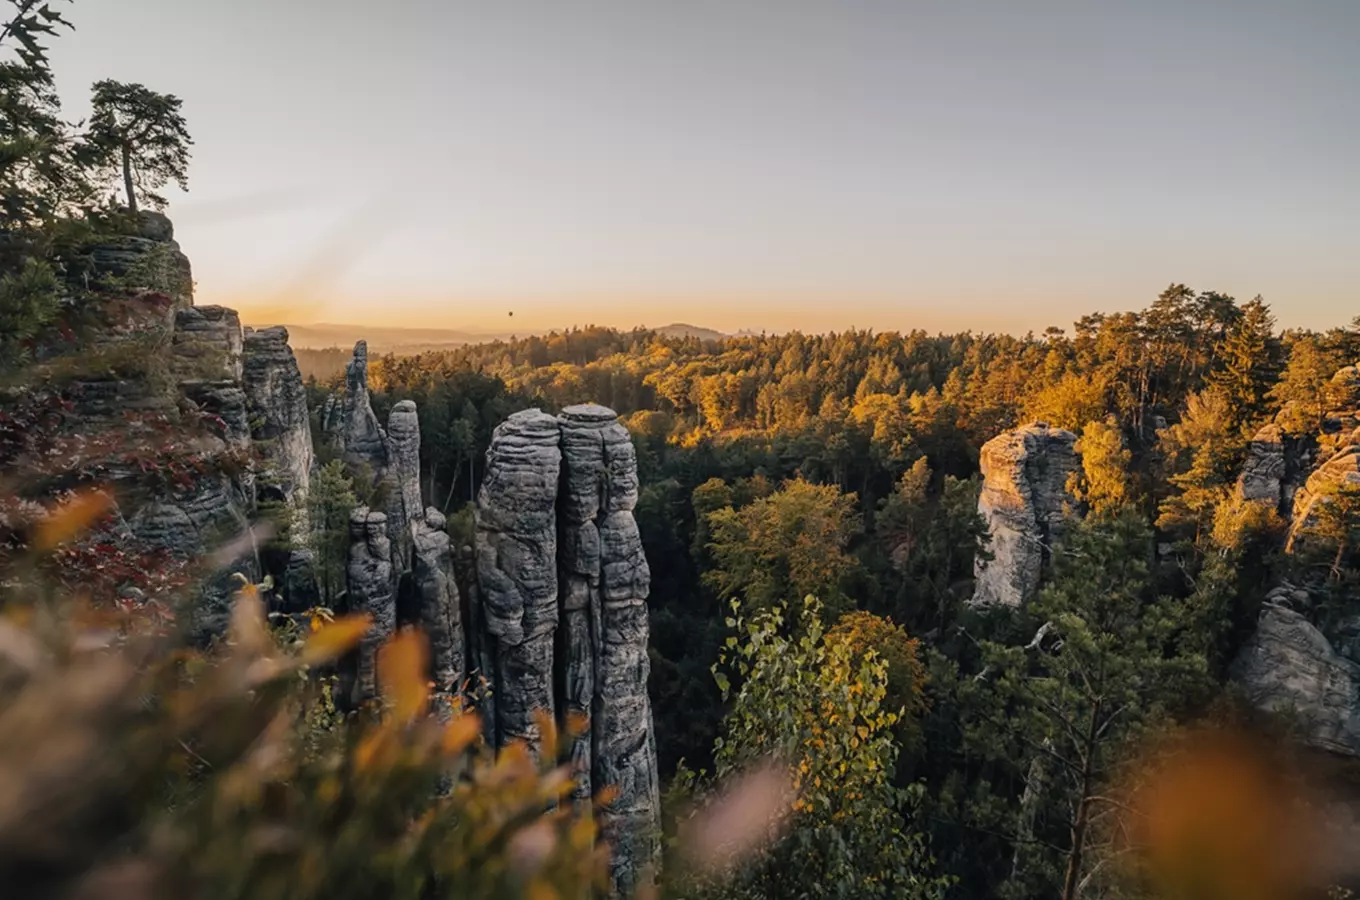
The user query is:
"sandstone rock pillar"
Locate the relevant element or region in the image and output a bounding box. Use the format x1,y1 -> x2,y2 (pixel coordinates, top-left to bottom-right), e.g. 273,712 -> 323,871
348,506 -> 394,703
971,422 -> 1080,607
475,410 -> 562,752
558,404 -> 659,897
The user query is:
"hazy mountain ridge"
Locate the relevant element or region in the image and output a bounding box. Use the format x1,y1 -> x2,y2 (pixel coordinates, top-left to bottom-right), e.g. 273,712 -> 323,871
265,321 -> 728,352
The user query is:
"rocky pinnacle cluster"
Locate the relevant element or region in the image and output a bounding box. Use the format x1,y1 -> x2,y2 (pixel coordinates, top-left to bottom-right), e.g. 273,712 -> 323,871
332,348 -> 660,895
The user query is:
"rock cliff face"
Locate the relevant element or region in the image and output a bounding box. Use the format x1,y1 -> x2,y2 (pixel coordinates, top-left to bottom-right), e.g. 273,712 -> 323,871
88,211 -> 194,306
242,326 -> 314,509
1237,423 -> 1287,506
1232,588 -> 1360,757
172,306 -> 250,451
70,218 -> 320,634
971,423 -> 1080,607
1287,444 -> 1360,554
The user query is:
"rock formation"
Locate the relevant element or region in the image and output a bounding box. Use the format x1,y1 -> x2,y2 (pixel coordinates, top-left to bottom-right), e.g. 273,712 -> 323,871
1287,444 -> 1360,553
172,306 -> 250,451
475,409 -> 562,749
411,508 -> 464,696
172,305 -> 243,380
971,422 -> 1081,607
384,399 -> 423,571
1231,360 -> 1360,757
1237,423 -> 1287,506
88,211 -> 194,306
242,326 -> 315,508
1232,587 -> 1360,757
557,405 -> 658,896
347,506 -> 395,703
32,220 -> 661,892
463,404 -> 659,894
341,341 -> 388,478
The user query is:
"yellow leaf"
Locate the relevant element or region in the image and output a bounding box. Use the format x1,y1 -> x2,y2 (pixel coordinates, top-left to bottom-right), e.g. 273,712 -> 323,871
377,629 -> 430,723
302,614 -> 372,665
441,712 -> 482,756
33,488 -> 113,550
228,587 -> 270,655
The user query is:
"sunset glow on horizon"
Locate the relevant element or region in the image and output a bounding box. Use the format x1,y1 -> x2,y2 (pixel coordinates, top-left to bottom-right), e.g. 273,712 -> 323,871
48,0 -> 1360,336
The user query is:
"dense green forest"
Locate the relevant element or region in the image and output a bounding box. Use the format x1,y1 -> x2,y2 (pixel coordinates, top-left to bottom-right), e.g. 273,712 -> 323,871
296,295 -> 1360,897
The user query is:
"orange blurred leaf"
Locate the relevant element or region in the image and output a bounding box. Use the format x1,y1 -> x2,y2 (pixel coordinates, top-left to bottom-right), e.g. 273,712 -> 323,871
301,614 -> 371,665
377,629 -> 429,723
355,730 -> 389,772
441,712 -> 482,756
33,489 -> 112,551
594,785 -> 620,808
565,709 -> 590,737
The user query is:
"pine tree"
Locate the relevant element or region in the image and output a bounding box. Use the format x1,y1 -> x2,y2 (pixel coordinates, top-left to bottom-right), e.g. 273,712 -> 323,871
86,79 -> 192,213
307,459 -> 358,607
961,514 -> 1207,899
1208,297 -> 1280,431
1270,334 -> 1346,434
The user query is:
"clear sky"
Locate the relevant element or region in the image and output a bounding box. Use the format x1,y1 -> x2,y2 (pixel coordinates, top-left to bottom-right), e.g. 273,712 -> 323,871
48,0 -> 1360,334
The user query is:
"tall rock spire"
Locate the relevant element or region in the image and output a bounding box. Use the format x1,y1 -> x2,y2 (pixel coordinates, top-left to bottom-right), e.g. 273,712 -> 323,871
557,404 -> 659,897
341,341 -> 388,479
474,409 -> 563,751
473,404 -> 659,895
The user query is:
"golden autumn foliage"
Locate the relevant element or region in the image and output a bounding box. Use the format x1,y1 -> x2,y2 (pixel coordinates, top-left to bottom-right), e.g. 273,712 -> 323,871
0,518 -> 610,900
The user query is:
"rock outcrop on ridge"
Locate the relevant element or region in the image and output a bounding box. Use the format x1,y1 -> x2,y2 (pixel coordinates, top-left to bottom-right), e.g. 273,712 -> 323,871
971,422 -> 1081,607
1230,360 -> 1360,758
1232,586 -> 1360,757
88,210 -> 194,306
1287,444 -> 1360,554
23,217 -> 324,638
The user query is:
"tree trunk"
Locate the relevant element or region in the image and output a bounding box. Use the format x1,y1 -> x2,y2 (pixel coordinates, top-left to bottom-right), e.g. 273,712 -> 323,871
121,142 -> 137,213
441,454 -> 462,514
1062,702 -> 1103,900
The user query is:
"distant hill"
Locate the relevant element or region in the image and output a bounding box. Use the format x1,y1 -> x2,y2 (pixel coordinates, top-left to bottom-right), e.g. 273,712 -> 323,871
653,323 -> 727,341
259,321 -> 728,351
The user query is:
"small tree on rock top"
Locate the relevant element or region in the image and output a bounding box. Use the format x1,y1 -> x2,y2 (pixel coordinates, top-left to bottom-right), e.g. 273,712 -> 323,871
86,78 -> 191,213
